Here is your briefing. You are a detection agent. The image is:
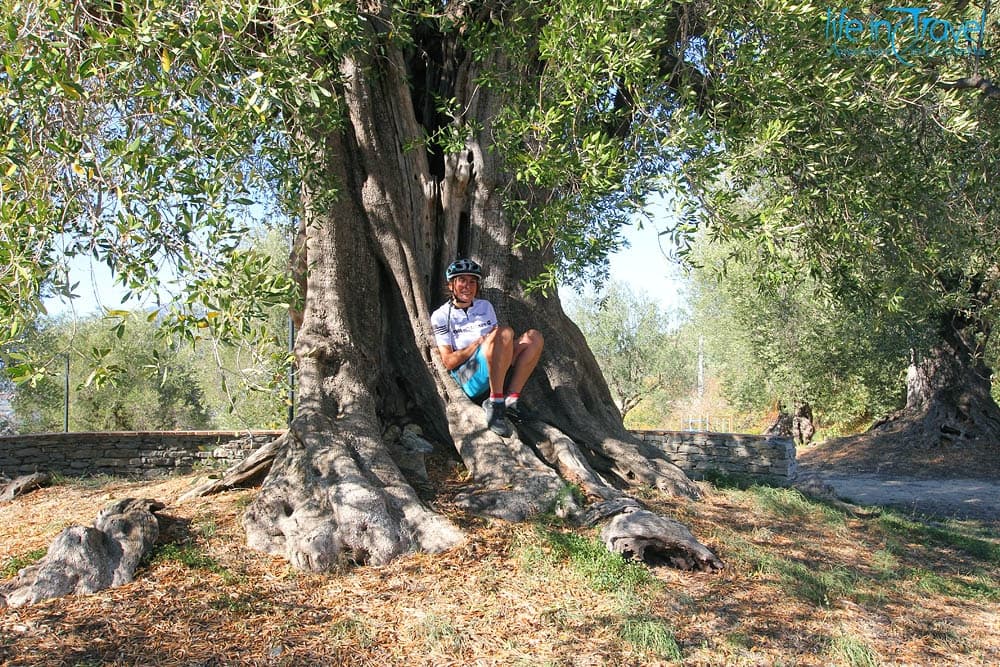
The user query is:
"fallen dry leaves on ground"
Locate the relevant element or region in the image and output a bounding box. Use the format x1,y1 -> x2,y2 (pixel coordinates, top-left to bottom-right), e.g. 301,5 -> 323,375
1,455 -> 997,666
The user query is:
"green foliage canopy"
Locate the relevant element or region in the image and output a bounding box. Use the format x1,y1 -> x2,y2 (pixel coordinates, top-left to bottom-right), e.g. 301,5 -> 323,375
3,307 -> 289,432
0,0 -> 712,343
6,314 -> 211,432
687,233 -> 908,428
672,1 -> 1000,339
7,1 -> 996,416
1,228 -> 293,432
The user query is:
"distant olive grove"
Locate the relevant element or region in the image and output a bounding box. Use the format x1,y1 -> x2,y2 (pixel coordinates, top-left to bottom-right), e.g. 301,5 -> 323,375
1,309 -> 289,433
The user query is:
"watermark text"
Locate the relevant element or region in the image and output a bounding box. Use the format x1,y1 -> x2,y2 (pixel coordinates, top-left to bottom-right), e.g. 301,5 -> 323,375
825,5 -> 990,65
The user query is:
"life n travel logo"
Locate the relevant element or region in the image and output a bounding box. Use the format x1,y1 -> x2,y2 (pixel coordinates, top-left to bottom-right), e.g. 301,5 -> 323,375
825,4 -> 991,65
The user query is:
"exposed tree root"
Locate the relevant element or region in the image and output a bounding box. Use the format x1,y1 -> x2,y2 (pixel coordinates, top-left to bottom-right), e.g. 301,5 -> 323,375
451,406 -> 723,573
0,472 -> 51,504
445,401 -> 576,521
179,434 -> 285,503
601,508 -> 724,572
524,421 -> 721,572
181,408 -> 724,574
870,332 -> 1000,449
1,498 -> 164,608
241,412 -> 464,571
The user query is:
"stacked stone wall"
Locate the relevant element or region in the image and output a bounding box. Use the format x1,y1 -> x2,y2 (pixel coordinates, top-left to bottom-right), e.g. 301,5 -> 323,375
632,430 -> 796,484
1,429 -> 796,485
0,431 -> 283,479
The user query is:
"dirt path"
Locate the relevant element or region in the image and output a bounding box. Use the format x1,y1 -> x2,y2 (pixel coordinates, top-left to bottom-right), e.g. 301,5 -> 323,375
794,434 -> 1000,524
803,471 -> 1000,523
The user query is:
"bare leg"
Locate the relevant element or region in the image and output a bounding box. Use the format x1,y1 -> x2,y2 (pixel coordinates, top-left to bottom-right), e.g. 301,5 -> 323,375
482,326 -> 514,396
505,329 -> 544,395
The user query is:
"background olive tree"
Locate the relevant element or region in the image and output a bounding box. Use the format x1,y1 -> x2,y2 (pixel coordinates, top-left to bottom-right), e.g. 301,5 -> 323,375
684,232 -> 910,437
566,281 -> 695,427
670,1 -> 1000,449
4,315 -> 210,432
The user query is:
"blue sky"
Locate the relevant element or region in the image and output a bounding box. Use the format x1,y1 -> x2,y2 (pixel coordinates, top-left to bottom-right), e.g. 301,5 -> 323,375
606,216 -> 687,313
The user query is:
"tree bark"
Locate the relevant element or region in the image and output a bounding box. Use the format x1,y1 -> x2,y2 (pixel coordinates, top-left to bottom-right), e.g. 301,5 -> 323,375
792,402 -> 814,446
871,311 -> 1000,447
1,498 -> 163,608
185,6 -> 720,573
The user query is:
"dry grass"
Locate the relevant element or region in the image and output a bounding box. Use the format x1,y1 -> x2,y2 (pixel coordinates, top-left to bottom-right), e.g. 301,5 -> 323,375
1,459 -> 998,666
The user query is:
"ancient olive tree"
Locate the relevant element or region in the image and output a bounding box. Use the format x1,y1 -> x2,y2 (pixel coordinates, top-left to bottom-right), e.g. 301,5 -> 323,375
1,1 -> 722,571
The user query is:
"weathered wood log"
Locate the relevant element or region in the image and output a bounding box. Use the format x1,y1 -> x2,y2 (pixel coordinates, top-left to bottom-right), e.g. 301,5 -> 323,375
581,498 -> 643,526
0,498 -> 164,609
178,432 -> 285,502
0,472 -> 51,503
601,508 -> 724,572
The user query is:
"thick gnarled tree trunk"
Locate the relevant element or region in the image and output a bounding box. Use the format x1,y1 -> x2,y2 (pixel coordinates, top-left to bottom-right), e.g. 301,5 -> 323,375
185,7 -> 721,574
872,312 -> 1000,447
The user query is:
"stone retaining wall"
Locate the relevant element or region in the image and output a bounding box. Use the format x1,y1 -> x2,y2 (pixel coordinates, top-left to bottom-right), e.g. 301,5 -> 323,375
632,430 -> 797,485
0,431 -> 284,479
0,428 -> 797,485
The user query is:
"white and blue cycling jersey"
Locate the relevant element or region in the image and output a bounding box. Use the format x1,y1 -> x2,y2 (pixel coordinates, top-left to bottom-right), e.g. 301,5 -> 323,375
430,298 -> 498,351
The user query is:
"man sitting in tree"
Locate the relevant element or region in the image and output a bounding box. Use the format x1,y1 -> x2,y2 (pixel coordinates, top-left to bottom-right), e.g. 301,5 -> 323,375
431,259 -> 545,436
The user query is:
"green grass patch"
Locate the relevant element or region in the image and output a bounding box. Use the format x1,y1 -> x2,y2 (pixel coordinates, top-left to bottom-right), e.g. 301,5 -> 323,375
148,542 -> 225,574
548,482 -> 586,516
47,472 -> 70,486
534,526 -> 658,595
1,548 -> 47,578
232,492 -> 255,511
413,613 -> 466,653
619,615 -> 682,661
907,567 -> 1000,602
722,533 -> 858,607
702,469 -> 756,490
210,592 -> 258,615
829,631 -> 880,667
778,560 -> 857,608
727,518 -> 997,608
748,485 -> 847,526
869,548 -> 899,578
876,512 -> 1000,565
194,516 -> 219,539
719,533 -> 782,577
327,616 -> 376,648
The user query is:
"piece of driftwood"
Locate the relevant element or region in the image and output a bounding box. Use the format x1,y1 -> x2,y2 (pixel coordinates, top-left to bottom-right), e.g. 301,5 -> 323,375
178,433 -> 285,502
581,497 -> 643,526
0,498 -> 164,609
0,472 -> 51,503
601,508 -> 724,572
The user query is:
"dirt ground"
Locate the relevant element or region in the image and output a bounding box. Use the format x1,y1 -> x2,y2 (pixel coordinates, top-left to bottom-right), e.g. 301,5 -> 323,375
797,430 -> 1000,523
1,434 -> 997,666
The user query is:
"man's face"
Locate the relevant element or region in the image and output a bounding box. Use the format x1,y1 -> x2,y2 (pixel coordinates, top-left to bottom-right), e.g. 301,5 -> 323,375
450,275 -> 479,303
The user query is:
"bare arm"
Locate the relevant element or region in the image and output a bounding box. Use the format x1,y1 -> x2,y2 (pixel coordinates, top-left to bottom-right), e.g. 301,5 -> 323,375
437,337 -> 484,371
437,325 -> 496,370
